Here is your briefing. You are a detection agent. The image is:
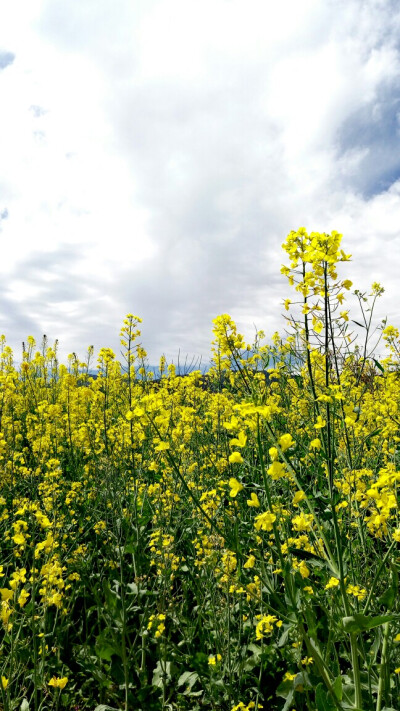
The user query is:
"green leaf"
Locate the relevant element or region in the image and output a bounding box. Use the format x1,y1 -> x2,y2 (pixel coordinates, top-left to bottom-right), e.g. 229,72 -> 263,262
315,684 -> 336,711
288,548 -> 327,568
333,674 -> 343,701
379,562 -> 399,610
152,660 -> 172,688
20,701 -> 30,711
378,586 -> 396,610
95,634 -> 121,661
177,671 -> 199,691
373,358 -> 385,373
342,613 -> 395,633
352,320 -> 366,329
123,543 -> 136,555
277,624 -> 293,648
281,690 -> 294,711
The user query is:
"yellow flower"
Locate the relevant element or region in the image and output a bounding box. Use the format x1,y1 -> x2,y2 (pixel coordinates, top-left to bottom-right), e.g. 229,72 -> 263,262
229,451 -> 244,464
292,490 -> 306,507
371,282 -> 383,294
269,446 -> 279,461
310,438 -> 321,450
230,431 -> 247,448
383,325 -> 399,340
208,654 -> 222,666
279,434 -> 295,452
267,461 -> 286,480
10,569 -> 27,589
298,560 -> 310,579
18,589 -> 30,608
155,441 -> 170,451
48,676 -> 68,690
1,676 -> 8,690
314,416 -> 326,429
325,577 -> 340,590
394,633 -> 400,642
346,584 -> 367,601
246,492 -> 260,508
283,672 -> 296,681
254,511 -> 276,531
255,614 -> 280,639
229,478 -> 244,497
244,555 -> 256,569
292,513 -> 313,532
0,589 -> 13,602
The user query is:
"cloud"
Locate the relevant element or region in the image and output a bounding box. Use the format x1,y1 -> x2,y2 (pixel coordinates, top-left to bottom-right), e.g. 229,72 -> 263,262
0,51 -> 15,70
0,0 -> 399,365
336,87 -> 400,198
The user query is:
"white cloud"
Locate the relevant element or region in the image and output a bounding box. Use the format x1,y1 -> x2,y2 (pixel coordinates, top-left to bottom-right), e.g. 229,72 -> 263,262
0,0 -> 399,365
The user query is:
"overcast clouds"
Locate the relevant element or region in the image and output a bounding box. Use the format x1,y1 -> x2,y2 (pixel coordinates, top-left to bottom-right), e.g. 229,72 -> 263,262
0,0 -> 399,366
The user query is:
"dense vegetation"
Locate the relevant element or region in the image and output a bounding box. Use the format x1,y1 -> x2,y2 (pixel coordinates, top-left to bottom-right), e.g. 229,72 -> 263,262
1,228 -> 400,711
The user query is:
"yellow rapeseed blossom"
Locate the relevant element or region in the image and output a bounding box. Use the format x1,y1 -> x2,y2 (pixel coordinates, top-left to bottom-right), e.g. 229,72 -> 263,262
229,478 -> 244,497
254,511 -> 276,531
292,490 -> 306,507
292,513 -> 313,532
208,654 -> 222,665
314,415 -> 326,429
283,672 -> 297,681
244,555 -> 256,569
279,434 -> 295,452
48,676 -> 68,690
255,614 -> 282,639
229,451 -> 244,464
247,492 -> 260,507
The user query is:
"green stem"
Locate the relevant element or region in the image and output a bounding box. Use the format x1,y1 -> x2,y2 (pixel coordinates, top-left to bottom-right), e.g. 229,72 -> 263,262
376,621 -> 390,711
363,541 -> 396,615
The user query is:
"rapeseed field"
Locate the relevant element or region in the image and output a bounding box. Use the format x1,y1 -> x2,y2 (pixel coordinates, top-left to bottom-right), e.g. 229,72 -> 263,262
1,228 -> 400,710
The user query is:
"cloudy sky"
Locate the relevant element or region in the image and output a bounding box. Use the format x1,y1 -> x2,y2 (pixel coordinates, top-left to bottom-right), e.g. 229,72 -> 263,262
0,0 -> 399,367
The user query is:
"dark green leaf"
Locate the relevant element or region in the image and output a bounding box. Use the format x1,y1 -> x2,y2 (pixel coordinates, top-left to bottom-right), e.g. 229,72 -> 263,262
333,675 -> 343,701
281,690 -> 294,711
152,660 -> 172,688
373,359 -> 385,373
288,548 -> 327,568
315,684 -> 336,711
177,671 -> 199,690
342,613 -> 395,633
95,634 -> 121,661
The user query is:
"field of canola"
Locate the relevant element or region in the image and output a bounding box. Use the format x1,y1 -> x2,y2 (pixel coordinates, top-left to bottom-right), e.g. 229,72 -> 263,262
1,228 -> 400,711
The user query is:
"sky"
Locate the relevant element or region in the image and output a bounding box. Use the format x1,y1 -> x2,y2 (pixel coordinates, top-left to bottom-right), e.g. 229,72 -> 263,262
0,0 -> 400,368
